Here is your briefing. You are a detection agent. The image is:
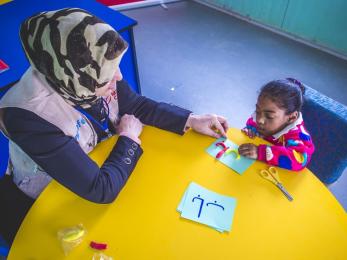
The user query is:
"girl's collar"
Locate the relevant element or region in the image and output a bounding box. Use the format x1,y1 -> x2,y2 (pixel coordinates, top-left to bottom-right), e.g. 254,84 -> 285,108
271,112 -> 303,140
251,112 -> 303,140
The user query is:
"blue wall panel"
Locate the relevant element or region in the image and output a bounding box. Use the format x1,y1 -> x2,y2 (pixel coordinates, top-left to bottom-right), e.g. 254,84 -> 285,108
282,0 -> 347,56
222,0 -> 289,29
200,0 -> 347,56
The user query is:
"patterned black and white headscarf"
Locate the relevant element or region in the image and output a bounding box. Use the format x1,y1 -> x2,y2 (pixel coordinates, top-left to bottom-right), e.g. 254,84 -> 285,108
20,8 -> 128,107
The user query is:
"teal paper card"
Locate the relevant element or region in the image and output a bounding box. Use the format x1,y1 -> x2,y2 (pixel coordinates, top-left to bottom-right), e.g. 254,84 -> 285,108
177,182 -> 236,232
206,137 -> 255,174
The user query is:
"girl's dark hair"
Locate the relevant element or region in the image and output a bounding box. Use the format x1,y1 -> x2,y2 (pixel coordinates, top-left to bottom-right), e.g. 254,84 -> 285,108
259,78 -> 305,114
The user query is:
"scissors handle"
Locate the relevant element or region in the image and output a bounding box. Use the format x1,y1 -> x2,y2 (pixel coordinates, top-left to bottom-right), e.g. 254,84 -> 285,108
276,183 -> 293,201
268,167 -> 280,181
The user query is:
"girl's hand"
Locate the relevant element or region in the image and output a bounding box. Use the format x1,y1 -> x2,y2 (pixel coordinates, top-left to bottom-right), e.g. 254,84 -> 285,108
117,114 -> 143,144
238,143 -> 258,159
241,127 -> 256,139
186,114 -> 229,138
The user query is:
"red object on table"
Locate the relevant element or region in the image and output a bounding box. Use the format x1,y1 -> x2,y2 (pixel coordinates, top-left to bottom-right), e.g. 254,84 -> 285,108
215,142 -> 229,159
96,0 -> 144,6
90,241 -> 108,250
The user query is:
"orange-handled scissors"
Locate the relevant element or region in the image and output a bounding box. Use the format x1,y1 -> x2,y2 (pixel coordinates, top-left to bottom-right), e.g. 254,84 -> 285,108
260,167 -> 293,201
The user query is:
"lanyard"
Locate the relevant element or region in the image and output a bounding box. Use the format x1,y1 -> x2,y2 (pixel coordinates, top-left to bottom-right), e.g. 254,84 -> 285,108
75,98 -> 111,135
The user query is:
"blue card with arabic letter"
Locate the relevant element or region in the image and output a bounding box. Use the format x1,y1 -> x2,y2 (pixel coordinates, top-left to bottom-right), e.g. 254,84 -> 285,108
206,137 -> 255,174
177,182 -> 236,232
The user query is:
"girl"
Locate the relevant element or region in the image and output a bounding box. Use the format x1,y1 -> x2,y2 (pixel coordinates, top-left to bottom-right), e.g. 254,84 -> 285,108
238,78 -> 315,171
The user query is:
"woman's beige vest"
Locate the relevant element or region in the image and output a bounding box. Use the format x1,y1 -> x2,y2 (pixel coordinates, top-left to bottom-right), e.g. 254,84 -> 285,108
0,68 -> 119,198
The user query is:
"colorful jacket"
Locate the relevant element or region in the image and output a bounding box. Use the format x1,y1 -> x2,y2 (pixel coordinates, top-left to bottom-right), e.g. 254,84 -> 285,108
245,113 -> 315,171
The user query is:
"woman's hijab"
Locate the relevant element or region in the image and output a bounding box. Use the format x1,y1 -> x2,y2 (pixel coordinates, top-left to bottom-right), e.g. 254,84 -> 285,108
20,8 -> 128,107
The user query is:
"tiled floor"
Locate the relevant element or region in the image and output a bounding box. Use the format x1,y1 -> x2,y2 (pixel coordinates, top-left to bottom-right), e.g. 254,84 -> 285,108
123,1 -> 347,211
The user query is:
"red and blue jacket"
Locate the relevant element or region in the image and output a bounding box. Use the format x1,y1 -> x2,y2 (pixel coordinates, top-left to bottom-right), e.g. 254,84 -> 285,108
245,114 -> 315,171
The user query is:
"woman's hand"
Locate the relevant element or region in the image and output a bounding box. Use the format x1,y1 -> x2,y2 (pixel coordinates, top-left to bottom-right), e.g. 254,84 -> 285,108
117,114 -> 143,144
186,114 -> 228,138
238,143 -> 258,159
241,127 -> 256,139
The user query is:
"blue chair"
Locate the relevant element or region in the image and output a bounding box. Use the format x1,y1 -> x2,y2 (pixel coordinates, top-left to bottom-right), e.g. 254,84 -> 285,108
0,84 -> 15,257
0,83 -> 13,178
0,234 -> 9,257
0,87 -> 10,258
302,86 -> 347,184
0,133 -> 8,179
0,133 -> 9,257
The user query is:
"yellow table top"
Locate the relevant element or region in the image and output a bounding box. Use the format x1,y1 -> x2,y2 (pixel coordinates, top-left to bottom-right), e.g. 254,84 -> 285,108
9,127 -> 347,260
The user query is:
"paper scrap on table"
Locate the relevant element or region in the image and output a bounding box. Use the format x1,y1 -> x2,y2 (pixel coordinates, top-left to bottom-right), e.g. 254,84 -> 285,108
177,182 -> 236,232
206,137 -> 255,174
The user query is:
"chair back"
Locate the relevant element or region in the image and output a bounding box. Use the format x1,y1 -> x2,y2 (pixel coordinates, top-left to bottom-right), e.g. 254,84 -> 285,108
0,234 -> 9,257
302,86 -> 347,184
0,83 -> 13,178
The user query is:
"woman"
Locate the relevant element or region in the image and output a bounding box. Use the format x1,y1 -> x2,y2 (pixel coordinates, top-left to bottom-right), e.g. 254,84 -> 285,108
0,8 -> 228,243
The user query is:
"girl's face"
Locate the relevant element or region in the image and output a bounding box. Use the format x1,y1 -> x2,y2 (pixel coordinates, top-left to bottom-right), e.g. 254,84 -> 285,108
255,96 -> 297,136
95,67 -> 123,97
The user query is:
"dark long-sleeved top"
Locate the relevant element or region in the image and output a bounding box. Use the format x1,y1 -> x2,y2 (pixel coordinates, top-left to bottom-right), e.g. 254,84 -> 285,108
3,80 -> 191,203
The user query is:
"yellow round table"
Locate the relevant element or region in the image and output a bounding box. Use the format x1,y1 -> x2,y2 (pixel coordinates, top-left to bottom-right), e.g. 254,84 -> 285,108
8,127 -> 347,259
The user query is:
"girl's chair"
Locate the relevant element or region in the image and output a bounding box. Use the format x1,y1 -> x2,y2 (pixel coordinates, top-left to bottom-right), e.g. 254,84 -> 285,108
0,83 -> 11,179
302,85 -> 347,185
0,132 -> 8,179
0,234 -> 9,258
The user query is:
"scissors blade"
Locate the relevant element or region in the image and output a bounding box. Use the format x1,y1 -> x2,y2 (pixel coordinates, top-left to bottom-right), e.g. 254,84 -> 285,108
276,183 -> 294,201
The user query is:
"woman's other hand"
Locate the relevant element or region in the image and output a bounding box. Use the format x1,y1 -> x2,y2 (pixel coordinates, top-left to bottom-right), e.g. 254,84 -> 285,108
117,114 -> 143,144
241,127 -> 256,139
186,114 -> 229,138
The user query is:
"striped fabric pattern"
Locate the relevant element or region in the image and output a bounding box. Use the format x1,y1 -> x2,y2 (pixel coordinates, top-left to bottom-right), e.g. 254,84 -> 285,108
20,8 -> 128,108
